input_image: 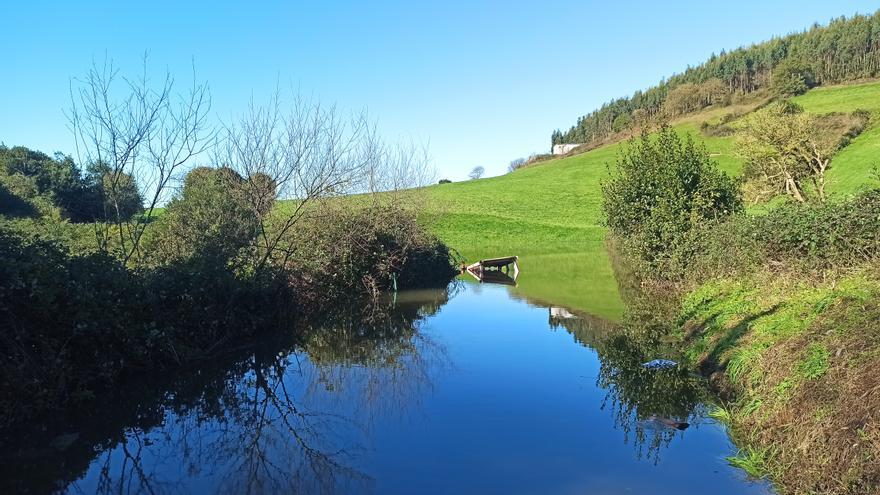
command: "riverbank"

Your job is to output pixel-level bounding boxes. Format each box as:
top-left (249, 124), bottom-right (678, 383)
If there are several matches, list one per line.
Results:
top-left (627, 189), bottom-right (880, 494)
top-left (678, 267), bottom-right (879, 494)
top-left (0, 202), bottom-right (457, 432)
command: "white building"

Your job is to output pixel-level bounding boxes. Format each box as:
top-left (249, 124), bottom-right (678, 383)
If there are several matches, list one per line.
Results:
top-left (552, 143), bottom-right (580, 155)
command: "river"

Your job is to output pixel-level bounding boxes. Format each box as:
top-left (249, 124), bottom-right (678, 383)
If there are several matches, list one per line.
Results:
top-left (5, 280), bottom-right (771, 494)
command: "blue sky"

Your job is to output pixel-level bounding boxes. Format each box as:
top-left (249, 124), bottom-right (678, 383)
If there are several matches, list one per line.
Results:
top-left (2, 1), bottom-right (878, 180)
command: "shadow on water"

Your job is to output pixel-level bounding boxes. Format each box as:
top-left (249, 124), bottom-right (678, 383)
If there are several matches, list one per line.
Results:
top-left (1, 287), bottom-right (453, 495)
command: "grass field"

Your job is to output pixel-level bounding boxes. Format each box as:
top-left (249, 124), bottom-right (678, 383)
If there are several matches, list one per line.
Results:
top-left (423, 142), bottom-right (625, 321)
top-left (418, 80), bottom-right (880, 321)
top-left (792, 81), bottom-right (880, 194)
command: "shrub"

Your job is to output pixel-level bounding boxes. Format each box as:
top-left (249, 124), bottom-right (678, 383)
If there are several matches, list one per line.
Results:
top-left (95, 168), bottom-right (144, 221)
top-left (0, 219), bottom-right (298, 426)
top-left (0, 146), bottom-right (151, 223)
top-left (149, 166), bottom-right (260, 266)
top-left (283, 204), bottom-right (456, 303)
top-left (602, 125), bottom-right (742, 277)
top-left (688, 190), bottom-right (880, 279)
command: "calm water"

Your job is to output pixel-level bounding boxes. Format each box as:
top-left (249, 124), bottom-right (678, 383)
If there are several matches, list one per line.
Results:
top-left (6, 281), bottom-right (771, 494)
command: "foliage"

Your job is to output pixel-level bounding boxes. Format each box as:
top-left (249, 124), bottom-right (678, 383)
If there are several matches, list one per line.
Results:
top-left (0, 220), bottom-right (297, 427)
top-left (0, 195), bottom-right (454, 426)
top-left (148, 166), bottom-right (260, 266)
top-left (284, 203), bottom-right (456, 303)
top-left (438, 179), bottom-right (452, 184)
top-left (0, 146), bottom-right (146, 222)
top-left (552, 10), bottom-right (880, 147)
top-left (683, 189), bottom-right (880, 284)
top-left (662, 79), bottom-right (730, 117)
top-left (602, 126), bottom-right (742, 276)
top-left (0, 145), bottom-right (94, 221)
top-left (507, 157), bottom-right (526, 173)
top-left (737, 101), bottom-right (861, 203)
top-left (748, 191), bottom-right (880, 268)
top-left (88, 161), bottom-right (145, 222)
top-left (770, 58), bottom-right (817, 97)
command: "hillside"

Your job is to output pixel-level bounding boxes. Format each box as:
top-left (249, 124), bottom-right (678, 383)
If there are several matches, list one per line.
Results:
top-left (552, 10), bottom-right (880, 150)
top-left (422, 80), bottom-right (880, 322)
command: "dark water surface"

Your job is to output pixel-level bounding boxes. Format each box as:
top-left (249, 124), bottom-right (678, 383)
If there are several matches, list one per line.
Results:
top-left (8, 282), bottom-right (771, 494)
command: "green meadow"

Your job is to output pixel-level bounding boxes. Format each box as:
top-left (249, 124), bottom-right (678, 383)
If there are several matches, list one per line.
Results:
top-left (418, 80), bottom-right (880, 321)
top-left (792, 81), bottom-right (880, 194)
top-left (422, 142), bottom-right (624, 321)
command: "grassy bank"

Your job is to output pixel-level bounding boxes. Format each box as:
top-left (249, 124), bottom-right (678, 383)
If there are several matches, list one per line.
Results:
top-left (679, 270), bottom-right (880, 493)
top-left (413, 79), bottom-right (880, 493)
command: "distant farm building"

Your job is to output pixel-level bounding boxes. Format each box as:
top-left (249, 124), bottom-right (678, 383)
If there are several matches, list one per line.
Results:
top-left (552, 144), bottom-right (580, 155)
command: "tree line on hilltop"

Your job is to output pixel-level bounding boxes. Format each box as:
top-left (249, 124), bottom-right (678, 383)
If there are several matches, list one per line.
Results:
top-left (552, 10), bottom-right (880, 148)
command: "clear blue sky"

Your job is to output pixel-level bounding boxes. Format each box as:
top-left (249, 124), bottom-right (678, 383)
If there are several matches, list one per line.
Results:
top-left (2, 1), bottom-right (878, 180)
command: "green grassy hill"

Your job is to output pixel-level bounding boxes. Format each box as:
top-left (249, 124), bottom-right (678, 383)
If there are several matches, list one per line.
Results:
top-left (791, 81), bottom-right (880, 195)
top-left (421, 80), bottom-right (880, 321)
top-left (425, 142), bottom-right (623, 320)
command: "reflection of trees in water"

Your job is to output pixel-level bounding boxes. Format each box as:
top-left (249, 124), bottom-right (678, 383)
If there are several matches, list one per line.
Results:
top-left (549, 301), bottom-right (710, 465)
top-left (7, 288), bottom-right (451, 495)
top-left (596, 333), bottom-right (708, 464)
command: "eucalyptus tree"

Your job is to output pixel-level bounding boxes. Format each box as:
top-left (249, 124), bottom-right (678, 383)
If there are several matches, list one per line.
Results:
top-left (552, 10), bottom-right (880, 149)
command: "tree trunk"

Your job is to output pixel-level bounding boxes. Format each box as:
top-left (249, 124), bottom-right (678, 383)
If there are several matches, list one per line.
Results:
top-left (787, 176), bottom-right (806, 203)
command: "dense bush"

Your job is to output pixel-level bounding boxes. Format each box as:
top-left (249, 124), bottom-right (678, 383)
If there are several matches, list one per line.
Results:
top-left (0, 193), bottom-right (455, 426)
top-left (0, 131), bottom-right (457, 427)
top-left (0, 146), bottom-right (144, 222)
top-left (0, 221), bottom-right (297, 426)
top-left (755, 190), bottom-right (880, 266)
top-left (88, 161), bottom-right (144, 222)
top-left (689, 190), bottom-right (880, 278)
top-left (285, 203), bottom-right (456, 303)
top-left (148, 166), bottom-right (261, 266)
top-left (770, 58), bottom-right (817, 97)
top-left (602, 126), bottom-right (742, 277)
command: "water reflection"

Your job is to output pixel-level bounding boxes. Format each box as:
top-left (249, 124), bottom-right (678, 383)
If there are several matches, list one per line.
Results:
top-left (4, 283), bottom-right (769, 494)
top-left (596, 333), bottom-right (707, 464)
top-left (544, 302), bottom-right (707, 464)
top-left (3, 288), bottom-right (452, 495)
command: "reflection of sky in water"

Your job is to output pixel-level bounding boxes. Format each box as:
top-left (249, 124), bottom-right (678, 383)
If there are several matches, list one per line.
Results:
top-left (47, 283), bottom-right (770, 494)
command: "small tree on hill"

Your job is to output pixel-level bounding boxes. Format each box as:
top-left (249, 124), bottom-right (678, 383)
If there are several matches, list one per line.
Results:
top-left (737, 101), bottom-right (834, 203)
top-left (469, 166), bottom-right (485, 180)
top-left (771, 59), bottom-right (816, 97)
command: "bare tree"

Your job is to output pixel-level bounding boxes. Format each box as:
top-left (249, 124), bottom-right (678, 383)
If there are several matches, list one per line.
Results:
top-left (68, 55), bottom-right (214, 264)
top-left (507, 157), bottom-right (525, 173)
top-left (220, 90), bottom-right (431, 273)
top-left (468, 166), bottom-right (485, 180)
